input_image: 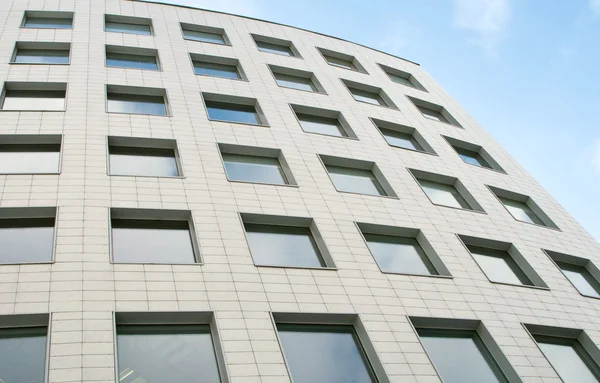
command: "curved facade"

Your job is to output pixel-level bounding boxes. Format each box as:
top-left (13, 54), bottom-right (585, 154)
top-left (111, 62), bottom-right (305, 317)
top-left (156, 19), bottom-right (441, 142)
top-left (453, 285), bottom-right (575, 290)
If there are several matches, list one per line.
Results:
top-left (0, 0), bottom-right (599, 382)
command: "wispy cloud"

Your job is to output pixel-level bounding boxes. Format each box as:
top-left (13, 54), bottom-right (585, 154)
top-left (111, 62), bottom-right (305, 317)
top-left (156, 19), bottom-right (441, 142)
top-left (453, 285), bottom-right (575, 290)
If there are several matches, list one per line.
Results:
top-left (144, 0), bottom-right (262, 18)
top-left (453, 0), bottom-right (511, 55)
top-left (593, 139), bottom-right (600, 172)
top-left (591, 0), bottom-right (600, 15)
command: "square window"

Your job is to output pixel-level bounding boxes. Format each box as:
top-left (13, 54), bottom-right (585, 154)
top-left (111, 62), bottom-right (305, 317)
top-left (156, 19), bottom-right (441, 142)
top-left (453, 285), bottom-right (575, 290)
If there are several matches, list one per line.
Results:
top-left (203, 93), bottom-right (266, 125)
top-left (444, 136), bottom-right (504, 172)
top-left (321, 155), bottom-right (396, 197)
top-left (545, 250), bottom-right (600, 299)
top-left (115, 312), bottom-right (224, 383)
top-left (111, 208), bottom-right (198, 264)
top-left (317, 47), bottom-right (367, 73)
top-left (0, 314), bottom-right (49, 383)
top-left (410, 169), bottom-right (483, 212)
top-left (0, 207), bottom-right (56, 264)
top-left (252, 34), bottom-right (299, 57)
top-left (408, 96), bottom-right (462, 127)
top-left (12, 42), bottom-right (70, 64)
top-left (181, 23), bottom-right (228, 45)
top-left (378, 63), bottom-right (425, 91)
top-left (0, 134), bottom-right (61, 174)
top-left (106, 85), bottom-right (168, 116)
top-left (489, 186), bottom-right (557, 228)
top-left (342, 79), bottom-right (396, 108)
top-left (105, 14), bottom-right (152, 35)
top-left (241, 213), bottom-right (332, 268)
top-left (291, 104), bottom-right (356, 138)
top-left (191, 54), bottom-right (244, 80)
top-left (269, 65), bottom-right (324, 93)
top-left (499, 197), bottom-right (543, 225)
top-left (1, 82), bottom-right (66, 111)
top-left (372, 118), bottom-right (434, 154)
top-left (108, 136), bottom-right (181, 177)
top-left (219, 144), bottom-right (295, 185)
top-left (106, 46), bottom-right (159, 70)
top-left (22, 11), bottom-right (73, 29)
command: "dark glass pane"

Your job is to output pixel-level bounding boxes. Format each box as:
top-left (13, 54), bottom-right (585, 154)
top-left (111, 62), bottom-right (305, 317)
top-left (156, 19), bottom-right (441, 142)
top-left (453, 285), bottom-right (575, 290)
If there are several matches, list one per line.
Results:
top-left (256, 41), bottom-right (293, 56)
top-left (0, 143), bottom-right (60, 173)
top-left (205, 100), bottom-right (260, 125)
top-left (274, 73), bottom-right (316, 92)
top-left (455, 147), bottom-right (491, 168)
top-left (326, 165), bottom-right (386, 196)
top-left (467, 245), bottom-right (532, 285)
top-left (558, 262), bottom-right (600, 298)
top-left (297, 113), bottom-right (346, 137)
top-left (193, 61), bottom-right (240, 79)
top-left (388, 72), bottom-right (414, 87)
top-left (349, 88), bottom-right (384, 106)
top-left (499, 197), bottom-right (544, 225)
top-left (380, 128), bottom-right (422, 151)
top-left (24, 17), bottom-right (72, 28)
top-left (420, 106), bottom-right (449, 123)
top-left (2, 90), bottom-right (65, 111)
top-left (14, 49), bottom-right (69, 64)
top-left (324, 55), bottom-right (356, 70)
top-left (0, 218), bottom-right (55, 263)
top-left (109, 146), bottom-right (178, 177)
top-left (418, 329), bottom-right (508, 383)
top-left (106, 52), bottom-right (158, 70)
top-left (105, 21), bottom-right (151, 35)
top-left (223, 153), bottom-right (287, 184)
top-left (245, 223), bottom-right (324, 267)
top-left (0, 327), bottom-right (47, 383)
top-left (117, 325), bottom-right (221, 383)
top-left (112, 219), bottom-right (195, 264)
top-left (364, 234), bottom-right (436, 275)
top-left (418, 179), bottom-right (470, 209)
top-left (107, 93), bottom-right (166, 116)
top-left (535, 336), bottom-right (600, 383)
top-left (183, 29), bottom-right (225, 44)
top-left (277, 324), bottom-right (376, 383)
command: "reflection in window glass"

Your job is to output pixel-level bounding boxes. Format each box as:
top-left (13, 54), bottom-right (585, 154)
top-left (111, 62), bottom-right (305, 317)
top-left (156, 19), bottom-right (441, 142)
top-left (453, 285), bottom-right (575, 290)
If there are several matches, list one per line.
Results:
top-left (277, 324), bottom-right (376, 383)
top-left (417, 179), bottom-right (470, 209)
top-left (193, 61), bottom-right (240, 79)
top-left (557, 262), bottom-right (600, 298)
top-left (109, 146), bottom-right (178, 177)
top-left (419, 106), bottom-right (448, 123)
top-left (297, 113), bottom-right (346, 137)
top-left (245, 223), bottom-right (324, 268)
top-left (380, 128), bottom-right (422, 151)
top-left (117, 325), bottom-right (221, 383)
top-left (2, 89), bottom-right (65, 111)
top-left (256, 41), bottom-right (293, 56)
top-left (183, 29), bottom-right (225, 44)
top-left (274, 73), bottom-right (316, 92)
top-left (0, 327), bottom-right (47, 383)
top-left (326, 165), bottom-right (385, 196)
top-left (324, 55), bottom-right (356, 70)
top-left (205, 100), bottom-right (260, 125)
top-left (348, 88), bottom-right (384, 106)
top-left (535, 336), bottom-right (600, 383)
top-left (0, 144), bottom-right (60, 174)
top-left (467, 245), bottom-right (532, 286)
top-left (105, 21), bottom-right (151, 35)
top-left (0, 218), bottom-right (55, 264)
top-left (455, 147), bottom-right (491, 168)
top-left (107, 93), bottom-right (166, 116)
top-left (112, 219), bottom-right (196, 264)
top-left (418, 329), bottom-right (508, 383)
top-left (498, 197), bottom-right (544, 225)
top-left (387, 72), bottom-right (414, 87)
top-left (364, 234), bottom-right (436, 275)
top-left (14, 48), bottom-right (69, 64)
top-left (223, 153), bottom-right (287, 185)
top-left (106, 52), bottom-right (158, 70)
top-left (23, 17), bottom-right (72, 29)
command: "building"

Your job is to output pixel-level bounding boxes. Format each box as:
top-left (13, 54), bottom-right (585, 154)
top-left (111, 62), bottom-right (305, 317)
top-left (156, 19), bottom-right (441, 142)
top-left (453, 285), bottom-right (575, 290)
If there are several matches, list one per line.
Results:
top-left (0, 0), bottom-right (599, 382)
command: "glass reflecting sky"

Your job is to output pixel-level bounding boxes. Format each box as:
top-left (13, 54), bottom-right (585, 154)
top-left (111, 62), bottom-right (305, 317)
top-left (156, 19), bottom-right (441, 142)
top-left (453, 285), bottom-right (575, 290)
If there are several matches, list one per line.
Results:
top-left (0, 144), bottom-right (60, 173)
top-left (298, 113), bottom-right (346, 137)
top-left (418, 178), bottom-right (470, 209)
top-left (14, 49), bottom-right (69, 64)
top-left (0, 327), bottom-right (47, 383)
top-left (194, 61), bottom-right (240, 79)
top-left (0, 218), bottom-right (54, 263)
top-left (107, 93), bottom-right (166, 115)
top-left (206, 101), bottom-right (260, 124)
top-left (223, 153), bottom-right (287, 184)
top-left (106, 52), bottom-right (158, 70)
top-left (365, 233), bottom-right (436, 275)
top-left (183, 29), bottom-right (225, 44)
top-left (106, 21), bottom-right (151, 35)
top-left (537, 339), bottom-right (600, 383)
top-left (109, 146), bottom-right (178, 177)
top-left (327, 165), bottom-right (385, 196)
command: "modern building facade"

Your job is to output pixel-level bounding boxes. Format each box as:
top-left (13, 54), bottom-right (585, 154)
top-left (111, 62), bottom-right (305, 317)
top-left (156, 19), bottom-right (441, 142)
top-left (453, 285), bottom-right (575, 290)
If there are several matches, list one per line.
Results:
top-left (0, 0), bottom-right (599, 382)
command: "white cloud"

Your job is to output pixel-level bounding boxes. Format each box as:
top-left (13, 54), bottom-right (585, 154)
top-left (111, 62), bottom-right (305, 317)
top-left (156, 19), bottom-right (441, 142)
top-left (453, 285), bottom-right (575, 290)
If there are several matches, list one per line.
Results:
top-left (453, 0), bottom-right (511, 55)
top-left (143, 0), bottom-right (262, 18)
top-left (593, 139), bottom-right (600, 172)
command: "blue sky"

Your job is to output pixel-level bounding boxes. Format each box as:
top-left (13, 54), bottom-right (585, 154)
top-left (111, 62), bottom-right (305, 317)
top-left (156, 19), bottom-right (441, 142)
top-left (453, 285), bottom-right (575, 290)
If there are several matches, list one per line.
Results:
top-left (147, 0), bottom-right (600, 241)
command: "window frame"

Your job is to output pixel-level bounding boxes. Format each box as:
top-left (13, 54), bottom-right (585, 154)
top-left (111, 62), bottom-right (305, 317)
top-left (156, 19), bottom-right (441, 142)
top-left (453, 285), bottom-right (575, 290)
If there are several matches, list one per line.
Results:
top-left (317, 47), bottom-right (368, 73)
top-left (106, 136), bottom-right (183, 178)
top-left (189, 53), bottom-right (246, 81)
top-left (105, 45), bottom-right (161, 71)
top-left (105, 84), bottom-right (170, 116)
top-left (113, 311), bottom-right (229, 383)
top-left (319, 154), bottom-right (398, 198)
top-left (341, 79), bottom-right (398, 109)
top-left (202, 92), bottom-right (268, 126)
top-left (10, 41), bottom-right (71, 65)
top-left (290, 103), bottom-right (357, 139)
top-left (407, 96), bottom-right (462, 128)
top-left (104, 14), bottom-right (153, 35)
top-left (21, 11), bottom-right (74, 29)
top-left (0, 134), bottom-right (63, 175)
top-left (356, 222), bottom-right (452, 278)
top-left (0, 82), bottom-right (67, 112)
top-left (443, 135), bottom-right (505, 173)
top-left (109, 208), bottom-right (201, 265)
top-left (544, 249), bottom-right (600, 299)
top-left (487, 186), bottom-right (559, 230)
top-left (371, 118), bottom-right (436, 155)
top-left (239, 212), bottom-right (336, 270)
top-left (217, 143), bottom-right (297, 187)
top-left (268, 64), bottom-right (326, 94)
top-left (181, 22), bottom-right (230, 46)
top-left (251, 33), bottom-right (301, 58)
top-left (377, 63), bottom-right (426, 91)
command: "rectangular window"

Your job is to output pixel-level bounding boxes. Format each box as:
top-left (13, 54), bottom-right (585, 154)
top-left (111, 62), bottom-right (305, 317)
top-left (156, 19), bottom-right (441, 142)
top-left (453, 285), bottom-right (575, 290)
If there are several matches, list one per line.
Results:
top-left (456, 146), bottom-right (491, 167)
top-left (0, 134), bottom-right (61, 174)
top-left (203, 93), bottom-right (266, 125)
top-left (181, 23), bottom-right (228, 45)
top-left (350, 88), bottom-right (384, 105)
top-left (372, 118), bottom-right (434, 154)
top-left (342, 79), bottom-right (396, 108)
top-left (111, 208), bottom-right (198, 264)
top-left (106, 46), bottom-right (159, 70)
top-left (499, 196), bottom-right (543, 225)
top-left (22, 11), bottom-right (73, 29)
top-left (274, 72), bottom-right (315, 92)
top-left (468, 244), bottom-right (532, 286)
top-left (0, 207), bottom-right (56, 264)
top-left (108, 136), bottom-right (180, 177)
top-left (219, 144), bottom-right (294, 186)
top-left (252, 34), bottom-right (298, 57)
top-left (0, 314), bottom-right (49, 383)
top-left (1, 82), bottom-right (66, 111)
top-left (489, 186), bottom-right (557, 228)
top-left (410, 169), bottom-right (483, 212)
top-left (325, 55), bottom-right (355, 70)
top-left (545, 250), bottom-right (600, 299)
top-left (444, 136), bottom-right (504, 172)
top-left (106, 85), bottom-right (168, 116)
top-left (409, 96), bottom-right (462, 127)
top-left (191, 53), bottom-right (244, 80)
top-left (317, 47), bottom-right (367, 73)
top-left (291, 105), bottom-right (355, 138)
top-left (12, 42), bottom-right (70, 64)
top-left (105, 15), bottom-right (152, 35)
top-left (322, 155), bottom-right (395, 197)
top-left (378, 63), bottom-right (425, 90)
